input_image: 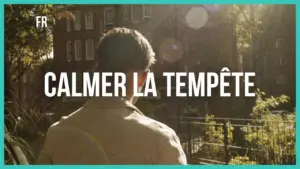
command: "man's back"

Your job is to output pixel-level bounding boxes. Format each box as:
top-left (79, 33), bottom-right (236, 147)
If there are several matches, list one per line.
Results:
top-left (37, 97), bottom-right (187, 164)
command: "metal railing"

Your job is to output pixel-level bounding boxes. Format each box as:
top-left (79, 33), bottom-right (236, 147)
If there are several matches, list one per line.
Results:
top-left (173, 116), bottom-right (296, 165)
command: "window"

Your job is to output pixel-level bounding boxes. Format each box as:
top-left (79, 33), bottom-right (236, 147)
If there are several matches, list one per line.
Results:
top-left (85, 39), bottom-right (94, 60)
top-left (276, 55), bottom-right (287, 65)
top-left (276, 74), bottom-right (287, 84)
top-left (74, 10), bottom-right (81, 31)
top-left (74, 40), bottom-right (82, 61)
top-left (67, 41), bottom-right (72, 62)
top-left (104, 7), bottom-right (114, 25)
top-left (85, 11), bottom-right (94, 30)
top-left (123, 5), bottom-right (128, 21)
top-left (143, 5), bottom-right (152, 18)
top-left (131, 5), bottom-right (139, 23)
top-left (66, 18), bottom-right (71, 32)
top-left (275, 38), bottom-right (284, 48)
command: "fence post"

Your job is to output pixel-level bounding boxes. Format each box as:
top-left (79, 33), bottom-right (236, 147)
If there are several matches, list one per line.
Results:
top-left (223, 119), bottom-right (229, 165)
top-left (187, 117), bottom-right (192, 159)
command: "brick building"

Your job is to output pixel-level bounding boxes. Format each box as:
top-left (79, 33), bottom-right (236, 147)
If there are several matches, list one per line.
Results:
top-left (254, 5), bottom-right (296, 110)
top-left (52, 5), bottom-right (238, 130)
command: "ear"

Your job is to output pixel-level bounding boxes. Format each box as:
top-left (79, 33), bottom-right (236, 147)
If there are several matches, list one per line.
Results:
top-left (138, 70), bottom-right (148, 87)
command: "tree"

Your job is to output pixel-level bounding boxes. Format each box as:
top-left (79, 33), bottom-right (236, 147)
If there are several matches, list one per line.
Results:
top-left (4, 5), bottom-right (75, 164)
top-left (4, 4), bottom-right (73, 129)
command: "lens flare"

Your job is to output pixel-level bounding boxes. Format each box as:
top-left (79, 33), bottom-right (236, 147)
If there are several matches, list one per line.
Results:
top-left (185, 6), bottom-right (208, 30)
top-left (159, 37), bottom-right (183, 63)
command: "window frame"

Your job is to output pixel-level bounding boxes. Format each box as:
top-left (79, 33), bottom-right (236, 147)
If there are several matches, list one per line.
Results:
top-left (85, 11), bottom-right (94, 30)
top-left (275, 38), bottom-right (284, 49)
top-left (67, 41), bottom-right (72, 62)
top-left (276, 55), bottom-right (287, 65)
top-left (74, 40), bottom-right (82, 61)
top-left (143, 5), bottom-right (152, 18)
top-left (104, 7), bottom-right (114, 26)
top-left (131, 5), bottom-right (139, 23)
top-left (85, 39), bottom-right (94, 60)
top-left (73, 10), bottom-right (82, 31)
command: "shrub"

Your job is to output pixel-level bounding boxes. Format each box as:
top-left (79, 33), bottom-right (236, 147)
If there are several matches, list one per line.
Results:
top-left (193, 115), bottom-right (234, 163)
top-left (241, 89), bottom-right (296, 164)
top-left (230, 156), bottom-right (256, 165)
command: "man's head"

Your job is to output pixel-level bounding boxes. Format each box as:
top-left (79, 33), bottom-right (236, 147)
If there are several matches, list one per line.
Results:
top-left (95, 27), bottom-right (156, 103)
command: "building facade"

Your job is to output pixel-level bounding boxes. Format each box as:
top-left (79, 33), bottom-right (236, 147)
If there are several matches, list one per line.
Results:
top-left (255, 5), bottom-right (296, 110)
top-left (52, 5), bottom-right (238, 130)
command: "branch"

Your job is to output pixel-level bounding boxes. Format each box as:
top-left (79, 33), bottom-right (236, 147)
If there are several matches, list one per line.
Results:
top-left (238, 6), bottom-right (250, 23)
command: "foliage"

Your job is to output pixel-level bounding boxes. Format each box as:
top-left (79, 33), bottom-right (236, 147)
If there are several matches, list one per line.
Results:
top-left (5, 5), bottom-right (60, 80)
top-left (229, 156), bottom-right (256, 165)
top-left (4, 6), bottom-right (65, 161)
top-left (251, 89), bottom-right (289, 119)
top-left (4, 5), bottom-right (73, 114)
top-left (227, 4), bottom-right (281, 68)
top-left (230, 5), bottom-right (265, 55)
top-left (5, 131), bottom-right (32, 164)
top-left (189, 90), bottom-right (295, 165)
top-left (4, 60), bottom-right (57, 164)
top-left (241, 90), bottom-right (295, 164)
top-left (5, 99), bottom-right (54, 164)
top-left (194, 115), bottom-right (234, 162)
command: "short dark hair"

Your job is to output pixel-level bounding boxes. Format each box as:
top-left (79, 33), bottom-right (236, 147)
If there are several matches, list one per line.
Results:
top-left (95, 27), bottom-right (156, 72)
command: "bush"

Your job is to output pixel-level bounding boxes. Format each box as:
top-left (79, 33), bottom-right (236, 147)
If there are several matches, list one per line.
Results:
top-left (5, 131), bottom-right (31, 164)
top-left (230, 156), bottom-right (256, 165)
top-left (193, 115), bottom-right (233, 163)
top-left (241, 90), bottom-right (296, 164)
top-left (5, 101), bottom-right (53, 164)
top-left (189, 89), bottom-right (295, 165)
